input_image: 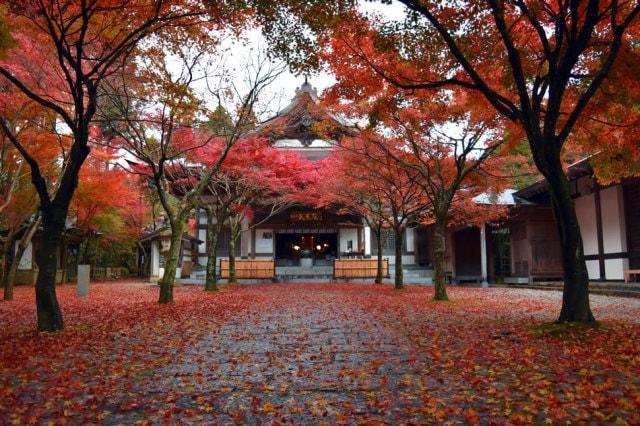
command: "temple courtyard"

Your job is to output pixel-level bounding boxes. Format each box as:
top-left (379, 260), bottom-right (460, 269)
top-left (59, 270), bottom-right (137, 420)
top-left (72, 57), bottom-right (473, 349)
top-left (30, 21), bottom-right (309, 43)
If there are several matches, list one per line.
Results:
top-left (1, 282), bottom-right (639, 424)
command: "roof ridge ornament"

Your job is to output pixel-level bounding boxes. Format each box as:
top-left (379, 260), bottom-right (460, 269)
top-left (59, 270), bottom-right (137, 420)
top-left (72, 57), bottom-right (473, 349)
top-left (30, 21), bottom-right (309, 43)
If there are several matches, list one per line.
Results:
top-left (296, 77), bottom-right (318, 98)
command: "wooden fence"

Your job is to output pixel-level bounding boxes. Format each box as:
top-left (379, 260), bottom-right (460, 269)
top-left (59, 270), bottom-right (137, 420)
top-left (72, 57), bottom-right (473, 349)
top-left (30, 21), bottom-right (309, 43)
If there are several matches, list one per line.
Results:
top-left (219, 259), bottom-right (275, 279)
top-left (334, 258), bottom-right (389, 279)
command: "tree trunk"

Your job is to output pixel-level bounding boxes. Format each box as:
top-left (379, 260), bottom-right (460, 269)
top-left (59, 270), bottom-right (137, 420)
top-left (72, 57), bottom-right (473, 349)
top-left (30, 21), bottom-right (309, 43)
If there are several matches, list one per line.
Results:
top-left (1, 228), bottom-right (16, 296)
top-left (35, 208), bottom-right (66, 332)
top-left (394, 226), bottom-right (404, 289)
top-left (543, 160), bottom-right (594, 323)
top-left (4, 216), bottom-right (41, 301)
top-left (432, 220), bottom-right (449, 301)
top-left (205, 213), bottom-right (220, 292)
top-left (375, 226), bottom-right (384, 284)
top-left (158, 220), bottom-right (185, 304)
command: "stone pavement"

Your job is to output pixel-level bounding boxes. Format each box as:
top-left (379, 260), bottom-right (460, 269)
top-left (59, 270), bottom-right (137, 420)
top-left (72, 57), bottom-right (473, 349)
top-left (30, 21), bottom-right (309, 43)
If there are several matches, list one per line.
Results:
top-left (129, 285), bottom-right (443, 424)
top-left (5, 283), bottom-right (638, 424)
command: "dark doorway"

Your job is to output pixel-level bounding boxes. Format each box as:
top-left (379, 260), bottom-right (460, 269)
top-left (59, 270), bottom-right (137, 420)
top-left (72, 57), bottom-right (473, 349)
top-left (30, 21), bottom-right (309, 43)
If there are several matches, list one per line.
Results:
top-left (453, 228), bottom-right (481, 276)
top-left (275, 233), bottom-right (337, 266)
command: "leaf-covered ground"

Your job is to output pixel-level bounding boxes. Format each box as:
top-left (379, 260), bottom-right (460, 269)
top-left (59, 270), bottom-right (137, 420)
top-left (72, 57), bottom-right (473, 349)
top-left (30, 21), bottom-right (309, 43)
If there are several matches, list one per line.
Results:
top-left (1, 282), bottom-right (639, 425)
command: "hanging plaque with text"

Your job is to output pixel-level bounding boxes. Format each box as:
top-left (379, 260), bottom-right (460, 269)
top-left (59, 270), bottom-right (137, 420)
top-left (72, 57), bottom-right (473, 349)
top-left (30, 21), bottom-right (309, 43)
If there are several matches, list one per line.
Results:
top-left (289, 210), bottom-right (323, 222)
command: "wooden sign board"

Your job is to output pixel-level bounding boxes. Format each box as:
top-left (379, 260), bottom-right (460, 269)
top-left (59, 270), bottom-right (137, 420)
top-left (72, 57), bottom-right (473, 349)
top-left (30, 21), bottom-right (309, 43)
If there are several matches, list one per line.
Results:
top-left (289, 210), bottom-right (323, 222)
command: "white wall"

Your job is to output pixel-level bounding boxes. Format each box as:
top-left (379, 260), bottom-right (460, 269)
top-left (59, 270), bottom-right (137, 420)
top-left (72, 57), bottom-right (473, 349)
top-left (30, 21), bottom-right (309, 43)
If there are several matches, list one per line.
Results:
top-left (406, 228), bottom-right (415, 253)
top-left (339, 228), bottom-right (358, 253)
top-left (387, 255), bottom-right (416, 266)
top-left (16, 242), bottom-right (33, 270)
top-left (605, 258), bottom-right (628, 281)
top-left (255, 229), bottom-right (274, 254)
top-left (575, 194), bottom-right (598, 257)
top-left (586, 260), bottom-right (599, 280)
top-left (576, 185), bottom-right (629, 280)
top-left (198, 229), bottom-right (207, 254)
top-left (151, 241), bottom-right (160, 278)
top-left (601, 186), bottom-right (628, 280)
top-left (364, 226), bottom-right (371, 256)
top-left (601, 186), bottom-right (627, 253)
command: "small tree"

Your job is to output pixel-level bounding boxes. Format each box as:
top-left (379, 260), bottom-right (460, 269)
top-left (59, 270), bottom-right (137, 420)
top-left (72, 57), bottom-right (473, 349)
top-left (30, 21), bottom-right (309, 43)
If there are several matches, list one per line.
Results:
top-left (326, 83), bottom-right (511, 299)
top-left (196, 137), bottom-right (317, 288)
top-left (324, 141), bottom-right (427, 289)
top-left (316, 157), bottom-right (390, 284)
top-left (104, 50), bottom-right (283, 302)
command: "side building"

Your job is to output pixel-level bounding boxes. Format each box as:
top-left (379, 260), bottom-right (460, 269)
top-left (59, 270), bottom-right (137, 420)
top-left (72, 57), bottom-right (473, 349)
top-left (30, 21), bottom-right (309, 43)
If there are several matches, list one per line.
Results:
top-left (514, 159), bottom-right (639, 282)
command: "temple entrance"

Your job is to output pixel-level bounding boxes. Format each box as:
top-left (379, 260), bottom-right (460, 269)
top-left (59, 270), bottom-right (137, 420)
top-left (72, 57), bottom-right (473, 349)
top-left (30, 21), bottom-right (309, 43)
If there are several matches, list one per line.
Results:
top-left (274, 232), bottom-right (337, 266)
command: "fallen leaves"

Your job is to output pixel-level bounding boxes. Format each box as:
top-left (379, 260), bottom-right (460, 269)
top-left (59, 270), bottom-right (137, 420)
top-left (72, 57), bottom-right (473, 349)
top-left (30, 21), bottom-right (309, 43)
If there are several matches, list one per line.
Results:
top-left (0, 282), bottom-right (639, 424)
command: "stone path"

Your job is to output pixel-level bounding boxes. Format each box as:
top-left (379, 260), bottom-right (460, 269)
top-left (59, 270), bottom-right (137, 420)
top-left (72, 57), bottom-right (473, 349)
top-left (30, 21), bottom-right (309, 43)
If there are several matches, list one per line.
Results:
top-left (133, 286), bottom-right (439, 424)
top-left (4, 283), bottom-right (639, 424)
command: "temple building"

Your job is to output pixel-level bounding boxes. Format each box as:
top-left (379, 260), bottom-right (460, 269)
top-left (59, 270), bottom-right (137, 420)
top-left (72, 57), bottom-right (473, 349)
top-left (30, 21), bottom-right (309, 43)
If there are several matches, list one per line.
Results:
top-left (192, 80), bottom-right (425, 280)
top-left (140, 80), bottom-right (640, 286)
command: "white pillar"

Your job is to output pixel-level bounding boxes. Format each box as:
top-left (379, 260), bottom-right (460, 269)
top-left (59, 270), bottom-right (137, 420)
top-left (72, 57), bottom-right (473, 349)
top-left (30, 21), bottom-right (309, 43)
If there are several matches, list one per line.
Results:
top-left (151, 241), bottom-right (160, 279)
top-left (364, 226), bottom-right (371, 256)
top-left (406, 228), bottom-right (415, 252)
top-left (480, 222), bottom-right (488, 287)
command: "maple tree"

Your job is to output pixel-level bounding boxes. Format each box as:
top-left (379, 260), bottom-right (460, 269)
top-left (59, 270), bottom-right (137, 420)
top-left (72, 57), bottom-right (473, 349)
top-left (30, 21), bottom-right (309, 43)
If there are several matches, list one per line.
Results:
top-left (324, 80), bottom-right (512, 300)
top-left (69, 147), bottom-right (148, 268)
top-left (1, 187), bottom-right (40, 301)
top-left (321, 141), bottom-right (427, 289)
top-left (0, 0), bottom-right (240, 331)
top-left (255, 0), bottom-right (640, 323)
top-left (196, 136), bottom-right (318, 289)
top-left (0, 94), bottom-right (66, 300)
top-left (315, 157), bottom-right (391, 284)
top-left (104, 49), bottom-right (283, 302)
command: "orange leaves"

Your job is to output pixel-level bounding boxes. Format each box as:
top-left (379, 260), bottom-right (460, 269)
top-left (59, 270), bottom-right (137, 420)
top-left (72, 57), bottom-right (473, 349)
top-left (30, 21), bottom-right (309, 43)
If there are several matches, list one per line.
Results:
top-left (1, 282), bottom-right (640, 423)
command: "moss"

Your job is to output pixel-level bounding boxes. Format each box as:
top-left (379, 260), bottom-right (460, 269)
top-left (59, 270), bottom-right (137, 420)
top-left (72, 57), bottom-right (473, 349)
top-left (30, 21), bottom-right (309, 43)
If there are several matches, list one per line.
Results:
top-left (530, 321), bottom-right (603, 341)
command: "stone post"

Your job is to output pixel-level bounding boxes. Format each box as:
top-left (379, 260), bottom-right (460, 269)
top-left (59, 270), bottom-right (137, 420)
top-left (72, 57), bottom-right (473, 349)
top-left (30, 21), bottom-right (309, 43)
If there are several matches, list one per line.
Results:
top-left (77, 264), bottom-right (90, 296)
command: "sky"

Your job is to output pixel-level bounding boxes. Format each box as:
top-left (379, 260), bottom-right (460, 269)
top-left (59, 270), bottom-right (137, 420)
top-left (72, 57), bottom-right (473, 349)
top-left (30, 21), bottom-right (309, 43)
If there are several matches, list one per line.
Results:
top-left (195, 1), bottom-right (410, 121)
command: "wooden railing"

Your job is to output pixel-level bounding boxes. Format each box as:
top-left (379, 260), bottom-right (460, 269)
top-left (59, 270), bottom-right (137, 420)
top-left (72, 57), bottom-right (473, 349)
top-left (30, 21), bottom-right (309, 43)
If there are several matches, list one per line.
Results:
top-left (334, 258), bottom-right (389, 279)
top-left (219, 259), bottom-right (275, 279)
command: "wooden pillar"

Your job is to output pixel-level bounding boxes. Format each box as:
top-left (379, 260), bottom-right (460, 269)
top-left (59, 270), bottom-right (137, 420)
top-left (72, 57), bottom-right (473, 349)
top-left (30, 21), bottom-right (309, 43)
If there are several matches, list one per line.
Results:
top-left (594, 184), bottom-right (605, 280)
top-left (251, 227), bottom-right (256, 259)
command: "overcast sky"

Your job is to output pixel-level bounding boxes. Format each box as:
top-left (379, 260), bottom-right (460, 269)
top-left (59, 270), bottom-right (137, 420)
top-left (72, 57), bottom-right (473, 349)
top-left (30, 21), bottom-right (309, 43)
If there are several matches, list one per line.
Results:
top-left (197, 1), bottom-right (409, 121)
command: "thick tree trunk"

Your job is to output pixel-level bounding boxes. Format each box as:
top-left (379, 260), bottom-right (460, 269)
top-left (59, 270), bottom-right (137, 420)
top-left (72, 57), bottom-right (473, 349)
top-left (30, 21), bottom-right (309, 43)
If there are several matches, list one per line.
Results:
top-left (4, 217), bottom-right (41, 301)
top-left (546, 167), bottom-right (594, 323)
top-left (158, 220), bottom-right (185, 304)
top-left (394, 227), bottom-right (404, 289)
top-left (205, 214), bottom-right (220, 292)
top-left (228, 235), bottom-right (237, 285)
top-left (531, 140), bottom-right (594, 323)
top-left (35, 208), bottom-right (66, 332)
top-left (432, 220), bottom-right (449, 301)
top-left (375, 227), bottom-right (384, 284)
top-left (1, 228), bottom-right (16, 297)
top-left (4, 249), bottom-right (21, 302)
